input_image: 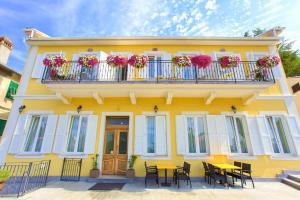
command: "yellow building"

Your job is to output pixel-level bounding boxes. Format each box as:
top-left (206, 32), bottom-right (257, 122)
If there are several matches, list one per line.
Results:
top-left (0, 37), bottom-right (21, 140)
top-left (0, 28), bottom-right (299, 180)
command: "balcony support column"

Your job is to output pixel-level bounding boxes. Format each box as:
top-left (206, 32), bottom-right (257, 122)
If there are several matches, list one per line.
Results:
top-left (56, 93), bottom-right (70, 104)
top-left (243, 92), bottom-right (259, 105)
top-left (129, 92), bottom-right (136, 105)
top-left (166, 92), bottom-right (173, 105)
top-left (205, 92), bottom-right (216, 105)
top-left (92, 92), bottom-right (103, 104)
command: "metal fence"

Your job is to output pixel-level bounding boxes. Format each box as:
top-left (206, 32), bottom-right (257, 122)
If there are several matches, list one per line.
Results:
top-left (0, 160), bottom-right (51, 197)
top-left (41, 61), bottom-right (275, 84)
top-left (60, 158), bottom-right (82, 182)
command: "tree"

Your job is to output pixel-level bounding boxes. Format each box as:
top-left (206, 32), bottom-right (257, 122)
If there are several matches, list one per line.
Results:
top-left (243, 28), bottom-right (300, 77)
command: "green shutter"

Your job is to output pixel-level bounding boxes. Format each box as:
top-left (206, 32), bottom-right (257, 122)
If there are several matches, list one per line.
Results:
top-left (0, 119), bottom-right (7, 136)
top-left (5, 80), bottom-right (19, 100)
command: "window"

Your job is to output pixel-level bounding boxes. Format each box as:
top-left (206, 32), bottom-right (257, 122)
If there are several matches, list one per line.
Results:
top-left (148, 56), bottom-right (162, 79)
top-left (5, 80), bottom-right (19, 100)
top-left (266, 116), bottom-right (291, 154)
top-left (185, 116), bottom-right (208, 154)
top-left (146, 116), bottom-right (156, 153)
top-left (66, 115), bottom-right (88, 153)
top-left (23, 115), bottom-right (48, 153)
top-left (225, 116), bottom-right (248, 154)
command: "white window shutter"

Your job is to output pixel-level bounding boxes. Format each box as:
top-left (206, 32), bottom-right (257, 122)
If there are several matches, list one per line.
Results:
top-left (31, 54), bottom-right (45, 78)
top-left (206, 115), bottom-right (219, 154)
top-left (127, 53), bottom-right (134, 80)
top-left (256, 116), bottom-right (273, 155)
top-left (134, 115), bottom-right (146, 155)
top-left (216, 115), bottom-right (229, 155)
top-left (175, 115), bottom-right (187, 155)
top-left (286, 115), bottom-right (300, 156)
top-left (246, 116), bottom-right (264, 155)
top-left (155, 116), bottom-right (167, 155)
top-left (163, 53), bottom-right (172, 79)
top-left (53, 115), bottom-right (69, 154)
top-left (9, 114), bottom-right (29, 154)
top-left (41, 115), bottom-right (58, 153)
top-left (84, 115), bottom-right (98, 154)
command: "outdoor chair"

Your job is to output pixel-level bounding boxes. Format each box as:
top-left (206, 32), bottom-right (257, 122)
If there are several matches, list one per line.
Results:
top-left (202, 162), bottom-right (210, 183)
top-left (174, 162), bottom-right (192, 188)
top-left (227, 163), bottom-right (255, 188)
top-left (207, 163), bottom-right (226, 187)
top-left (144, 162), bottom-right (159, 187)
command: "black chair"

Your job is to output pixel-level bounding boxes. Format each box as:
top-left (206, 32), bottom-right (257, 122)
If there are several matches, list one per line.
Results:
top-left (227, 163), bottom-right (255, 188)
top-left (207, 163), bottom-right (226, 187)
top-left (202, 162), bottom-right (210, 183)
top-left (175, 162), bottom-right (192, 188)
top-left (144, 162), bottom-right (159, 187)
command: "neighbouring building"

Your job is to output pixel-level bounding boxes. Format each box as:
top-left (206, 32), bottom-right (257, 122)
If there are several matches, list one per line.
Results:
top-left (287, 76), bottom-right (300, 115)
top-left (0, 36), bottom-right (21, 140)
top-left (0, 28), bottom-right (299, 180)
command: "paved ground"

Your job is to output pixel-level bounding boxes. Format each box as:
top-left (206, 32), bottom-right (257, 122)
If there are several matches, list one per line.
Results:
top-left (2, 180), bottom-right (300, 200)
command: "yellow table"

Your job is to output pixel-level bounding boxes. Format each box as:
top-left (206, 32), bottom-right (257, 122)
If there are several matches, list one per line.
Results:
top-left (211, 163), bottom-right (241, 187)
top-left (156, 164), bottom-right (177, 186)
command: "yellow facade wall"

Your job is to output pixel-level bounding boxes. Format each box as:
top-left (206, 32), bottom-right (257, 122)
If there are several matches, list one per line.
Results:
top-left (6, 97), bottom-right (299, 178)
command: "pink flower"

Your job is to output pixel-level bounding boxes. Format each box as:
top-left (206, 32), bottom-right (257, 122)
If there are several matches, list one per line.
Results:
top-left (256, 55), bottom-right (280, 68)
top-left (128, 55), bottom-right (148, 68)
top-left (218, 55), bottom-right (240, 68)
top-left (190, 55), bottom-right (212, 68)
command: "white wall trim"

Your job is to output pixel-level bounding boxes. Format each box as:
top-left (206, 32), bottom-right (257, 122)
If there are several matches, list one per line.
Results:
top-left (176, 51), bottom-right (203, 55)
top-left (181, 111), bottom-right (209, 115)
top-left (259, 111), bottom-right (288, 116)
top-left (66, 111), bottom-right (93, 115)
top-left (0, 46), bottom-right (39, 164)
top-left (143, 51), bottom-right (167, 56)
top-left (221, 111), bottom-right (249, 115)
top-left (97, 112), bottom-right (133, 172)
top-left (26, 110), bottom-right (54, 115)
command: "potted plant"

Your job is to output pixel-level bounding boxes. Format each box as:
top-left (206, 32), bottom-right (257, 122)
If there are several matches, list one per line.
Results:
top-left (78, 55), bottom-right (99, 68)
top-left (106, 55), bottom-right (128, 67)
top-left (89, 154), bottom-right (99, 178)
top-left (128, 55), bottom-right (148, 68)
top-left (43, 54), bottom-right (68, 80)
top-left (190, 54), bottom-right (213, 68)
top-left (256, 55), bottom-right (280, 68)
top-left (126, 155), bottom-right (137, 178)
top-left (0, 170), bottom-right (10, 191)
top-left (172, 56), bottom-right (191, 67)
top-left (218, 55), bottom-right (240, 69)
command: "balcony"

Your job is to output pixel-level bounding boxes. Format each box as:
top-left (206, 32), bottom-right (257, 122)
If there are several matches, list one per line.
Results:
top-left (40, 61), bottom-right (275, 103)
top-left (41, 60), bottom-right (275, 84)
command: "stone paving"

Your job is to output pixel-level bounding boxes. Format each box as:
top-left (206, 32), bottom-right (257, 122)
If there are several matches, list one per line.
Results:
top-left (2, 180), bottom-right (300, 200)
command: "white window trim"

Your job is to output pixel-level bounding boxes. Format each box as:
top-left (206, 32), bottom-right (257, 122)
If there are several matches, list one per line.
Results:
top-left (97, 112), bottom-right (133, 171)
top-left (246, 52), bottom-right (268, 61)
top-left (143, 51), bottom-right (167, 56)
top-left (65, 114), bottom-right (89, 154)
top-left (176, 51), bottom-right (203, 56)
top-left (259, 111), bottom-right (288, 117)
top-left (58, 153), bottom-right (88, 159)
top-left (181, 111), bottom-right (209, 115)
top-left (183, 114), bottom-right (210, 157)
top-left (66, 111), bottom-right (93, 115)
top-left (264, 115), bottom-right (294, 157)
top-left (110, 52), bottom-right (132, 56)
top-left (141, 111), bottom-right (171, 160)
top-left (26, 110), bottom-right (54, 115)
top-left (222, 113), bottom-right (253, 157)
top-left (20, 114), bottom-right (49, 155)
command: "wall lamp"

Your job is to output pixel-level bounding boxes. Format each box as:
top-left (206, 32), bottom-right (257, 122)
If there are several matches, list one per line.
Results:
top-left (77, 105), bottom-right (82, 113)
top-left (154, 105), bottom-right (158, 113)
top-left (231, 105), bottom-right (237, 114)
top-left (19, 105), bottom-right (26, 113)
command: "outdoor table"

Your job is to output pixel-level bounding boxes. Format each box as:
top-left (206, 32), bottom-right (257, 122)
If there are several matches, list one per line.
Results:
top-left (211, 163), bottom-right (241, 187)
top-left (156, 164), bottom-right (177, 186)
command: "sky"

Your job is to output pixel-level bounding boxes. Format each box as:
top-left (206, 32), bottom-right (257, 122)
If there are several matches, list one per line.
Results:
top-left (0, 0), bottom-right (299, 73)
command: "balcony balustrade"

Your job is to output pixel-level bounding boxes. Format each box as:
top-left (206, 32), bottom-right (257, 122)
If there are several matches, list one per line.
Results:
top-left (41, 60), bottom-right (275, 84)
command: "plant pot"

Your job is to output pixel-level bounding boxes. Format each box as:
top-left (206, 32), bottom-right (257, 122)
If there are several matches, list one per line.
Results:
top-left (89, 169), bottom-right (100, 178)
top-left (126, 169), bottom-right (135, 178)
top-left (0, 181), bottom-right (5, 191)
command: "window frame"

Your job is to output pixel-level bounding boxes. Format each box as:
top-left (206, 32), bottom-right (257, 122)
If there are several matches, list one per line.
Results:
top-left (65, 114), bottom-right (89, 153)
top-left (184, 114), bottom-right (209, 156)
top-left (22, 114), bottom-right (48, 154)
top-left (225, 115), bottom-right (250, 155)
top-left (265, 115), bottom-right (293, 155)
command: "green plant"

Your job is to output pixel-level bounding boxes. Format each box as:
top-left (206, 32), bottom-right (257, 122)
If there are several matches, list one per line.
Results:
top-left (0, 170), bottom-right (10, 182)
top-left (92, 154), bottom-right (99, 170)
top-left (128, 155), bottom-right (137, 169)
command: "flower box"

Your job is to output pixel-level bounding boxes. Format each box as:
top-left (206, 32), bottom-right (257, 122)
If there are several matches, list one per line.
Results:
top-left (172, 56), bottom-right (191, 67)
top-left (128, 55), bottom-right (148, 68)
top-left (190, 54), bottom-right (212, 68)
top-left (78, 55), bottom-right (99, 68)
top-left (106, 55), bottom-right (128, 67)
top-left (43, 55), bottom-right (67, 68)
top-left (256, 55), bottom-right (280, 68)
top-left (218, 55), bottom-right (240, 68)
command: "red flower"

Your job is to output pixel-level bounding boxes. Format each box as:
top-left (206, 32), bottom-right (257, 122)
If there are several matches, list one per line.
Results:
top-left (190, 54), bottom-right (212, 68)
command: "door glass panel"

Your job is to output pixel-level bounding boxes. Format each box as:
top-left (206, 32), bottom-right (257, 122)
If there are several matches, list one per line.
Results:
top-left (24, 116), bottom-right (40, 152)
top-left (187, 117), bottom-right (196, 153)
top-left (67, 116), bottom-right (80, 152)
top-left (266, 117), bottom-right (281, 153)
top-left (274, 117), bottom-right (290, 153)
top-left (197, 117), bottom-right (207, 153)
top-left (146, 116), bottom-right (155, 153)
top-left (34, 116), bottom-right (48, 152)
top-left (118, 131), bottom-right (128, 154)
top-left (77, 117), bottom-right (88, 152)
top-left (226, 116), bottom-right (238, 153)
top-left (107, 117), bottom-right (129, 125)
top-left (105, 132), bottom-right (115, 154)
top-left (235, 117), bottom-right (248, 153)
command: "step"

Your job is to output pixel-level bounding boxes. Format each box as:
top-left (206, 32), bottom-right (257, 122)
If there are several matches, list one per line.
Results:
top-left (288, 175), bottom-right (300, 183)
top-left (282, 178), bottom-right (300, 190)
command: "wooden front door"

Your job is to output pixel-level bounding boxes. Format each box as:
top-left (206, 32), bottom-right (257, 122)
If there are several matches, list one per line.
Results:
top-left (102, 124), bottom-right (128, 175)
